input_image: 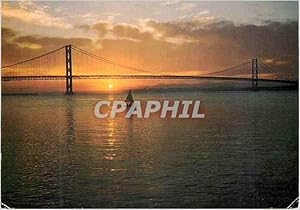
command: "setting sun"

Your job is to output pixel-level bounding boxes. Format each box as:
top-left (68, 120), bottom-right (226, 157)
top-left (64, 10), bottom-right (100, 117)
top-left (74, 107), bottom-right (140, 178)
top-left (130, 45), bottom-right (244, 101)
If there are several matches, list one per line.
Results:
top-left (108, 84), bottom-right (113, 89)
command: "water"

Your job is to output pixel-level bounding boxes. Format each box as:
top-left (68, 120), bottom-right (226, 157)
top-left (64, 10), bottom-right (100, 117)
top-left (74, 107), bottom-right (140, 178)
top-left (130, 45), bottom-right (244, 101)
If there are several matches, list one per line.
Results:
top-left (2, 91), bottom-right (298, 208)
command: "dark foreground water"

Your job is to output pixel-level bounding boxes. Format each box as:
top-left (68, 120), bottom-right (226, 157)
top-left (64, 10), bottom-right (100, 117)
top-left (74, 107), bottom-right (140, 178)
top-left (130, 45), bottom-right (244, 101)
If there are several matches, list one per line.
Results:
top-left (2, 91), bottom-right (298, 208)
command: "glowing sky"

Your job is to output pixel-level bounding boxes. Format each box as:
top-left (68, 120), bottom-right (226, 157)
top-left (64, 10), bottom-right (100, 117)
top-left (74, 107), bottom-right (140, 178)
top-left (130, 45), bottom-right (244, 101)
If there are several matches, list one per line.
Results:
top-left (1, 1), bottom-right (298, 92)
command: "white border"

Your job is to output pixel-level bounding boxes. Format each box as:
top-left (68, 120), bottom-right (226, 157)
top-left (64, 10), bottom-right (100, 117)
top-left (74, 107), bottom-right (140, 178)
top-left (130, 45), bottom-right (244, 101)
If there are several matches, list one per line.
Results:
top-left (0, 0), bottom-right (299, 209)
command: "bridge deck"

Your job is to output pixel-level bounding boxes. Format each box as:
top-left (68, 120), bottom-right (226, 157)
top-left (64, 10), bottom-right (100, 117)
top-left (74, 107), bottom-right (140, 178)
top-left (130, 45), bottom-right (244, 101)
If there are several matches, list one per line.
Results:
top-left (1, 75), bottom-right (298, 85)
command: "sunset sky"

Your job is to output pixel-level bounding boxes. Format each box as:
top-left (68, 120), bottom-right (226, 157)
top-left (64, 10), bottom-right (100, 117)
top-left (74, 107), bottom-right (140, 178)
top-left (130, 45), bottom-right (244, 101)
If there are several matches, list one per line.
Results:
top-left (1, 1), bottom-right (299, 92)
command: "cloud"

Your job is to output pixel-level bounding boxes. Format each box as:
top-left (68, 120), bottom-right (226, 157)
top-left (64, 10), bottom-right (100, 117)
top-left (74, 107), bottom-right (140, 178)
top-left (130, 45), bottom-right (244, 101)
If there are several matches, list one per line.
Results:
top-left (76, 12), bottom-right (120, 23)
top-left (15, 41), bottom-right (43, 50)
top-left (77, 24), bottom-right (91, 32)
top-left (161, 1), bottom-right (197, 11)
top-left (78, 21), bottom-right (154, 43)
top-left (1, 27), bottom-right (94, 65)
top-left (139, 19), bottom-right (198, 44)
top-left (92, 21), bottom-right (112, 37)
top-left (176, 2), bottom-right (196, 11)
top-left (2, 27), bottom-right (17, 41)
top-left (111, 23), bottom-right (153, 41)
top-left (105, 13), bottom-right (121, 22)
top-left (177, 10), bottom-right (213, 22)
top-left (79, 12), bottom-right (96, 18)
top-left (2, 1), bottom-right (72, 29)
top-left (54, 6), bottom-right (66, 13)
top-left (2, 19), bottom-right (298, 78)
top-left (161, 1), bottom-right (181, 6)
top-left (197, 10), bottom-right (210, 16)
top-left (191, 16), bottom-right (218, 25)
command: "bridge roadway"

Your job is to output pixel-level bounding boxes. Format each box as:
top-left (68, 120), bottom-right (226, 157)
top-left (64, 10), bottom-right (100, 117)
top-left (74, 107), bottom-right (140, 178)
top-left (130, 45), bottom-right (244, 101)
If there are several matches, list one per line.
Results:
top-left (1, 75), bottom-right (298, 85)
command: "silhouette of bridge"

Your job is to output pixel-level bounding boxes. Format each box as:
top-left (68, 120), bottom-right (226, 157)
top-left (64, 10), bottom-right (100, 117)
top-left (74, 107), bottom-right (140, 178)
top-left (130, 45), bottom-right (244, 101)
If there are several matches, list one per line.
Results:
top-left (2, 45), bottom-right (298, 94)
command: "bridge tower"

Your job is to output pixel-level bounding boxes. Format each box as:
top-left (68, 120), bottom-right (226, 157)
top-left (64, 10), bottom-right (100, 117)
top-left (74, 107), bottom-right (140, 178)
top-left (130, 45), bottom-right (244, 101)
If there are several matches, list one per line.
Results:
top-left (251, 58), bottom-right (258, 90)
top-left (65, 45), bottom-right (73, 95)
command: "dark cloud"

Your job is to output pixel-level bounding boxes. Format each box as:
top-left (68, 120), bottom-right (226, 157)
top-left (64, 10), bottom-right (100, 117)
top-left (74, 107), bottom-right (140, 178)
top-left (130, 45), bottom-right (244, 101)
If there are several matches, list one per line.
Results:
top-left (2, 27), bottom-right (17, 40)
top-left (1, 27), bottom-right (94, 65)
top-left (92, 21), bottom-right (111, 37)
top-left (141, 19), bottom-right (298, 74)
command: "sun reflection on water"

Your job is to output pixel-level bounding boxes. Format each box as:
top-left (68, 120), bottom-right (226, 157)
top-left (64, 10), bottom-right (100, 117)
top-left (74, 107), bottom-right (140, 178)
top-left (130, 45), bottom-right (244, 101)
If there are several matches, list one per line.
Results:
top-left (105, 118), bottom-right (116, 161)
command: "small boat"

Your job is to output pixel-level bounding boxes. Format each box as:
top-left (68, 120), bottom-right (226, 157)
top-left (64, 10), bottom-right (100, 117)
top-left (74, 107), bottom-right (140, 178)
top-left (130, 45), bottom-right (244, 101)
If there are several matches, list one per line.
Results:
top-left (125, 89), bottom-right (134, 108)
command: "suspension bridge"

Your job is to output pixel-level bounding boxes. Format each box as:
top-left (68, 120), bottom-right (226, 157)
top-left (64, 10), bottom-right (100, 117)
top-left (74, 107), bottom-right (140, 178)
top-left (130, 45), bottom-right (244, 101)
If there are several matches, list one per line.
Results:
top-left (2, 45), bottom-right (298, 94)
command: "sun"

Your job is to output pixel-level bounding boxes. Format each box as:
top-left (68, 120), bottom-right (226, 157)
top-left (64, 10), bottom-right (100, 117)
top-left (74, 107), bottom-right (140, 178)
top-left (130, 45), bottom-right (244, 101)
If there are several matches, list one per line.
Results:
top-left (108, 84), bottom-right (113, 89)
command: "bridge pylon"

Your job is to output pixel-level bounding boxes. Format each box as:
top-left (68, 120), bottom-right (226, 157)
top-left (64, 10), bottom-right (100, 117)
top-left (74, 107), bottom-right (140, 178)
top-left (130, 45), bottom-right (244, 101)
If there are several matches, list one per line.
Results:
top-left (65, 45), bottom-right (73, 95)
top-left (251, 58), bottom-right (258, 90)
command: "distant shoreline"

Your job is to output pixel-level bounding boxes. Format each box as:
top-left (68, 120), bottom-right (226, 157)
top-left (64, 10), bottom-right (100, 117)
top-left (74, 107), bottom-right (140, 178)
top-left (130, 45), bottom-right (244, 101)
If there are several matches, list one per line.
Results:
top-left (2, 85), bottom-right (298, 96)
top-left (2, 93), bottom-right (39, 96)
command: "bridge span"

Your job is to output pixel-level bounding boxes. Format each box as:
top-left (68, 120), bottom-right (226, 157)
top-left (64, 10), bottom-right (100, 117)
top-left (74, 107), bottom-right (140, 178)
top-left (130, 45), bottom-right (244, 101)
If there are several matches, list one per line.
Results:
top-left (2, 75), bottom-right (298, 85)
top-left (2, 45), bottom-right (298, 94)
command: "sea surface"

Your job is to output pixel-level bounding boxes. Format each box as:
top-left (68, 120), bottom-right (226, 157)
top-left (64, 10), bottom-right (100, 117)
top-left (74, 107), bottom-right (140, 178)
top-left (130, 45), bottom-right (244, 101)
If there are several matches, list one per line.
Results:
top-left (2, 91), bottom-right (298, 208)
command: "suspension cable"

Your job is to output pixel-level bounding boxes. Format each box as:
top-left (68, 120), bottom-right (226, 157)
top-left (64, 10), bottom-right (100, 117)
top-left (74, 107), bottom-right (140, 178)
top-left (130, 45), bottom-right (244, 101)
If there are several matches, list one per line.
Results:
top-left (202, 60), bottom-right (251, 76)
top-left (71, 45), bottom-right (156, 74)
top-left (2, 46), bottom-right (65, 69)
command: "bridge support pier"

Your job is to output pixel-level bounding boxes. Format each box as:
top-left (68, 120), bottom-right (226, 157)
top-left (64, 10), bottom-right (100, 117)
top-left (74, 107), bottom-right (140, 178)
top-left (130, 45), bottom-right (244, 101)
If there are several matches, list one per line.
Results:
top-left (252, 58), bottom-right (258, 90)
top-left (65, 45), bottom-right (73, 95)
